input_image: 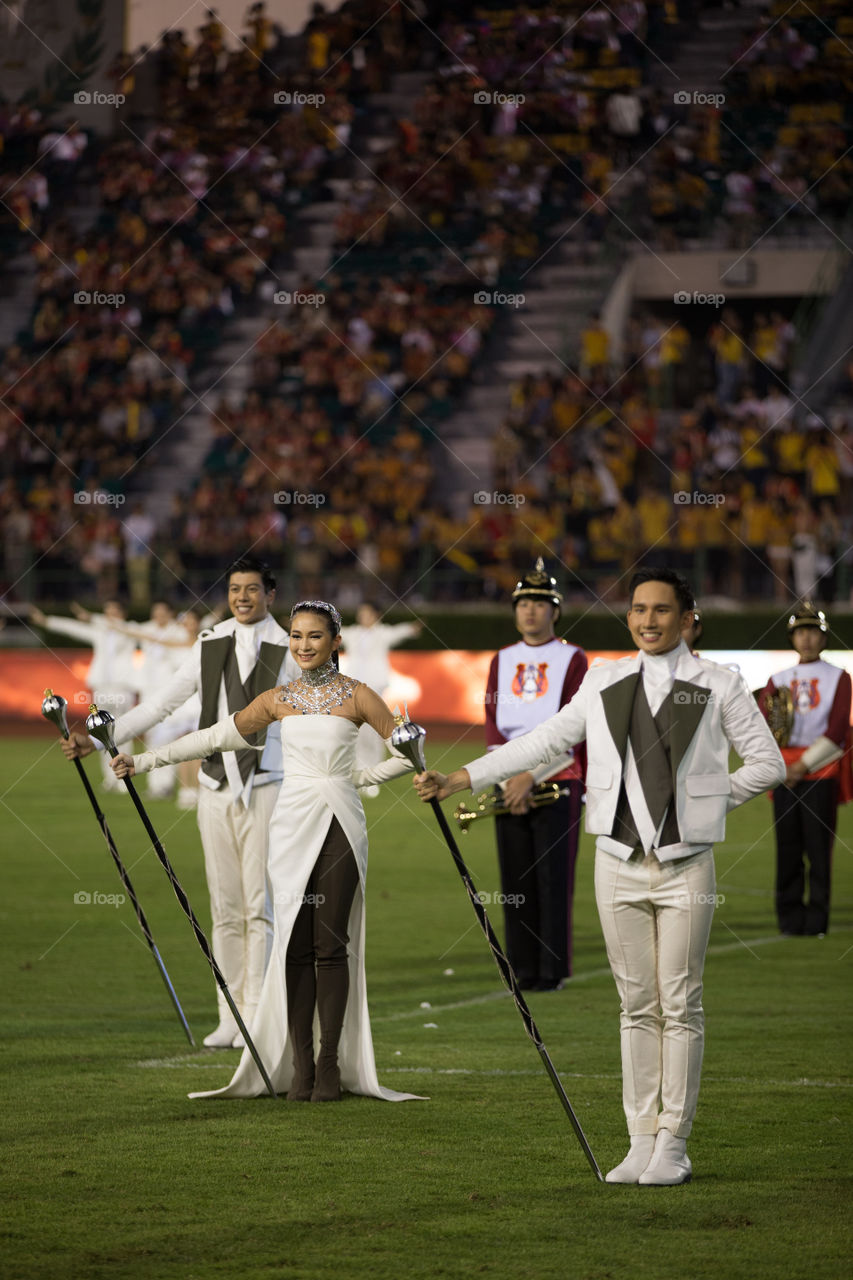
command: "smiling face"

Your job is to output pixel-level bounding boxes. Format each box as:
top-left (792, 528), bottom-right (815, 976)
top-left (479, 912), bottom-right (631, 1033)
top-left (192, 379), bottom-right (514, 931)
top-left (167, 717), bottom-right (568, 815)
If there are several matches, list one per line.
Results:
top-left (791, 625), bottom-right (825, 663)
top-left (627, 580), bottom-right (693, 655)
top-left (289, 610), bottom-right (341, 671)
top-left (228, 571), bottom-right (274, 625)
top-left (514, 598), bottom-right (558, 645)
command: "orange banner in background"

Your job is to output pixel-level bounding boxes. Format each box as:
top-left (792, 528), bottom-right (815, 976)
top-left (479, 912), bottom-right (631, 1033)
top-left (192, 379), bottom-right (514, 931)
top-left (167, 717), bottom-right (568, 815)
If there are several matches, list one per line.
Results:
top-left (0, 649), bottom-right (629, 725)
top-left (6, 648), bottom-right (852, 726)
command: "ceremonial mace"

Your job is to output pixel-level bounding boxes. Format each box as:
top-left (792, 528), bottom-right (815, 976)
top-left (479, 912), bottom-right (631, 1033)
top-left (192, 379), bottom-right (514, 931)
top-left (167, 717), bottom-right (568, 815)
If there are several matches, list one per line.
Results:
top-left (42, 690), bottom-right (195, 1046)
top-left (86, 705), bottom-right (278, 1099)
top-left (392, 712), bottom-right (603, 1182)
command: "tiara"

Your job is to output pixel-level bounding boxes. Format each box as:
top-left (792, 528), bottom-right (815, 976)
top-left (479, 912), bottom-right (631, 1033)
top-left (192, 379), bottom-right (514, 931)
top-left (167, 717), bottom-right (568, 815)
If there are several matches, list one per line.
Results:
top-left (290, 599), bottom-right (342, 633)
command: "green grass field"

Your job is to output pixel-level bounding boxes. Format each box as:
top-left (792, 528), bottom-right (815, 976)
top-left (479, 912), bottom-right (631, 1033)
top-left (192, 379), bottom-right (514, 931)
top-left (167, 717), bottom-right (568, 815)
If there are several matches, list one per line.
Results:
top-left (2, 734), bottom-right (851, 1280)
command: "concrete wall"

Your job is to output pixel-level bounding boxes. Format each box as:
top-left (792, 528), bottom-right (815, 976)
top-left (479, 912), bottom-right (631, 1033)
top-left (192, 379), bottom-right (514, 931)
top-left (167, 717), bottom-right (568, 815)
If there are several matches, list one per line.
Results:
top-left (125, 0), bottom-right (320, 52)
top-left (629, 248), bottom-right (845, 301)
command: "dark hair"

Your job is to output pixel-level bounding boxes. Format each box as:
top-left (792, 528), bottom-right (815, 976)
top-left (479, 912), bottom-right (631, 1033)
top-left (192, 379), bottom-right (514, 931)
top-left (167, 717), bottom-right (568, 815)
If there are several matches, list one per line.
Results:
top-left (226, 556), bottom-right (276, 593)
top-left (627, 568), bottom-right (694, 616)
top-left (290, 600), bottom-right (341, 636)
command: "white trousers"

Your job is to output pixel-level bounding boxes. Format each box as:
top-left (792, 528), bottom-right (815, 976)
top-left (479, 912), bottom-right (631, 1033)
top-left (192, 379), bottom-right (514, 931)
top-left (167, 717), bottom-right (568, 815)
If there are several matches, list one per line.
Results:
top-left (144, 719), bottom-right (179, 798)
top-left (196, 782), bottom-right (278, 1022)
top-left (595, 846), bottom-right (716, 1139)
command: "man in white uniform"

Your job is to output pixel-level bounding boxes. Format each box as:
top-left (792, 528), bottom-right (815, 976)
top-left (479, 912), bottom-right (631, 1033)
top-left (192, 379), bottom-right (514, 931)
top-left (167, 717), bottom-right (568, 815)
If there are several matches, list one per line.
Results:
top-left (340, 602), bottom-right (422, 793)
top-left (415, 569), bottom-right (784, 1185)
top-left (31, 599), bottom-right (137, 793)
top-left (62, 557), bottom-right (299, 1047)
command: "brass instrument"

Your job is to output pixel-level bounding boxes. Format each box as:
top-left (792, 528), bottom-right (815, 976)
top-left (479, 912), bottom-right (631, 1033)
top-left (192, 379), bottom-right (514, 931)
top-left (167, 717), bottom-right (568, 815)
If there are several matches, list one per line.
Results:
top-left (454, 781), bottom-right (569, 832)
top-left (758, 685), bottom-right (794, 747)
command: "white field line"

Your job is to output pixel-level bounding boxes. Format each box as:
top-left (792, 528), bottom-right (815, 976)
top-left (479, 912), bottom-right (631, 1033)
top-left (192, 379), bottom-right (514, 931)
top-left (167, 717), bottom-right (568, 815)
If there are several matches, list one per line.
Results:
top-left (130, 1058), bottom-right (853, 1089)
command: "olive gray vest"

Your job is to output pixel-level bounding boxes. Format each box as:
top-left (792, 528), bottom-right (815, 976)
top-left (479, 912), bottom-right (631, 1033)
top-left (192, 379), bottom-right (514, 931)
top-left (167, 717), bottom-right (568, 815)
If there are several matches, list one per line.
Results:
top-left (601, 671), bottom-right (713, 852)
top-left (198, 634), bottom-right (287, 788)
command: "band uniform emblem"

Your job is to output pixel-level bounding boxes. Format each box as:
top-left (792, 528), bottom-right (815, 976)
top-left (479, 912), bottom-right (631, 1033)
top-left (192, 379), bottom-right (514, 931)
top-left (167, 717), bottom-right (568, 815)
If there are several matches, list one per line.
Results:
top-left (512, 663), bottom-right (549, 701)
top-left (791, 677), bottom-right (820, 714)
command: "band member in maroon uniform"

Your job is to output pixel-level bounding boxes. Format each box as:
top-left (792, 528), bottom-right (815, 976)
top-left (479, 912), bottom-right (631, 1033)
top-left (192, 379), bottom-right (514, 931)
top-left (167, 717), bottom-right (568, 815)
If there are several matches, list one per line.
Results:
top-left (484, 559), bottom-right (587, 989)
top-left (760, 603), bottom-right (852, 935)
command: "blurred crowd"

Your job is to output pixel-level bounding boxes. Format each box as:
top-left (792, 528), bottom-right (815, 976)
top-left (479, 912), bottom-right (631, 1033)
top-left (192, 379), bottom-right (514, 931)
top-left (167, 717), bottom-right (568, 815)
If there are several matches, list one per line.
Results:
top-left (1, 0), bottom-right (852, 612)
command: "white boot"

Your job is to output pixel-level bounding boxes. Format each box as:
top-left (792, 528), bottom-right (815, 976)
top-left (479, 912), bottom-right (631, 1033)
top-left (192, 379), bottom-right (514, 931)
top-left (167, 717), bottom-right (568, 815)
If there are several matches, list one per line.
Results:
top-left (203, 1017), bottom-right (240, 1048)
top-left (605, 1135), bottom-right (656, 1184)
top-left (638, 1129), bottom-right (692, 1185)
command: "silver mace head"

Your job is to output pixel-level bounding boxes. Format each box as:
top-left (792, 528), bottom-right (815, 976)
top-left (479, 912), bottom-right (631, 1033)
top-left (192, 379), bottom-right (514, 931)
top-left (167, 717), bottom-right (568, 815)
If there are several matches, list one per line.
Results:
top-left (41, 688), bottom-right (69, 737)
top-left (390, 703), bottom-right (427, 773)
top-left (86, 705), bottom-right (117, 753)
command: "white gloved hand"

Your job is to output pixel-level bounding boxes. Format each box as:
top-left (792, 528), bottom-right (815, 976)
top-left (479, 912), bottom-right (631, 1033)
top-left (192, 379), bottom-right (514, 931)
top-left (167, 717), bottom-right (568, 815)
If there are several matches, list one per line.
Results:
top-left (350, 737), bottom-right (414, 789)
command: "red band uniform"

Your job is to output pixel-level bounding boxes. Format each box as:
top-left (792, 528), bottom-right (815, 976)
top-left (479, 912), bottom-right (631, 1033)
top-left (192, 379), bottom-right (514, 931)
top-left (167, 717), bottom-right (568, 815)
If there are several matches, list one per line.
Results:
top-left (760, 603), bottom-right (853, 935)
top-left (485, 559), bottom-right (587, 989)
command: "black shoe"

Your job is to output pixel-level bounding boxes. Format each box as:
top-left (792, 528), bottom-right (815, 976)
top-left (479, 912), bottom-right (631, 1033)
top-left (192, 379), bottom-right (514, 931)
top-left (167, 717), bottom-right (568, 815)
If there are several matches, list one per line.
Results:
top-left (536, 979), bottom-right (566, 992)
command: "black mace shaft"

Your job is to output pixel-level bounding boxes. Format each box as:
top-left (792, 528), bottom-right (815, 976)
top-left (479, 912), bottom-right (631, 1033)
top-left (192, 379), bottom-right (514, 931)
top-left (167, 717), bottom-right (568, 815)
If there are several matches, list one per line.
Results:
top-left (392, 714), bottom-right (603, 1181)
top-left (429, 799), bottom-right (603, 1181)
top-left (42, 692), bottom-right (194, 1046)
top-left (86, 706), bottom-right (277, 1099)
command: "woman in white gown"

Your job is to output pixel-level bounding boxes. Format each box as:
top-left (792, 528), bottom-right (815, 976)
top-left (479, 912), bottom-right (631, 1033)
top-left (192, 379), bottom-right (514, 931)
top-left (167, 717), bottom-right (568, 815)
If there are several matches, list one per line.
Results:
top-left (111, 600), bottom-right (421, 1105)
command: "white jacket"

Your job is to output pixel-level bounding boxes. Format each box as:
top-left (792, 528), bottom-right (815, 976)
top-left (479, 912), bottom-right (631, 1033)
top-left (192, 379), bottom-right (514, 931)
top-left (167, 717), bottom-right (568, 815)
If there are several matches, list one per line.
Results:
top-left (466, 646), bottom-right (785, 862)
top-left (109, 615), bottom-right (298, 780)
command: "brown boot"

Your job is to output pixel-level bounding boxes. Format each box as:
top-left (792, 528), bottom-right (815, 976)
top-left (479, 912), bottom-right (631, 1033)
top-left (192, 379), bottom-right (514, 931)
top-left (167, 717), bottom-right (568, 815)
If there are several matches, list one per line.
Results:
top-left (286, 956), bottom-right (316, 1102)
top-left (311, 960), bottom-right (348, 1101)
top-left (310, 1050), bottom-right (341, 1102)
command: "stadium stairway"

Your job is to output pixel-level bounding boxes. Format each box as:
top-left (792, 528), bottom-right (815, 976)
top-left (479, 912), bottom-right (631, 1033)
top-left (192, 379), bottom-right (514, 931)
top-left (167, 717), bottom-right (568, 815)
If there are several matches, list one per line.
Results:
top-left (0, 251), bottom-right (35, 350)
top-left (648, 0), bottom-right (768, 97)
top-left (437, 238), bottom-right (620, 516)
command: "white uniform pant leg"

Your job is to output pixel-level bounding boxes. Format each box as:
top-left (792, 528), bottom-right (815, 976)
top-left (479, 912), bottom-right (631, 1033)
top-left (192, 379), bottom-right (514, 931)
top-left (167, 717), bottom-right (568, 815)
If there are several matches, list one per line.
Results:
top-left (92, 687), bottom-right (136, 791)
top-left (595, 847), bottom-right (716, 1140)
top-left (241, 783), bottom-right (277, 1012)
top-left (196, 784), bottom-right (276, 1020)
top-left (144, 719), bottom-right (177, 798)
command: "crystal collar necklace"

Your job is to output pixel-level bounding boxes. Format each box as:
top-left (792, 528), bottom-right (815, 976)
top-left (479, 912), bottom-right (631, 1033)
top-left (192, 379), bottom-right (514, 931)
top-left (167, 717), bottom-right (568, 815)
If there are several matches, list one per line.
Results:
top-left (298, 658), bottom-right (337, 686)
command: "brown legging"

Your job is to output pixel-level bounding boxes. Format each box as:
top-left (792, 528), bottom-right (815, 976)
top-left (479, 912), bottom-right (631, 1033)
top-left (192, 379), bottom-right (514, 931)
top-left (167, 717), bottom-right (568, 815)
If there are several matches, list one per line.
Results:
top-left (285, 816), bottom-right (360, 1082)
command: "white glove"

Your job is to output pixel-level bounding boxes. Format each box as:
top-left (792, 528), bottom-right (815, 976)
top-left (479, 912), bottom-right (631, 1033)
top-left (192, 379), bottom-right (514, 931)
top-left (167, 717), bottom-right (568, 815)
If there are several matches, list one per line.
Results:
top-left (800, 734), bottom-right (843, 772)
top-left (350, 737), bottom-right (414, 789)
top-left (130, 714), bottom-right (255, 774)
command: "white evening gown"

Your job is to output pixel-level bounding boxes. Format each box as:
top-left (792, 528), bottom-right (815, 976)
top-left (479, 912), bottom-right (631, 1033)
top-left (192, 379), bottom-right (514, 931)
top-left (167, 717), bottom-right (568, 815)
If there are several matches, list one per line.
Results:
top-left (189, 714), bottom-right (422, 1101)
